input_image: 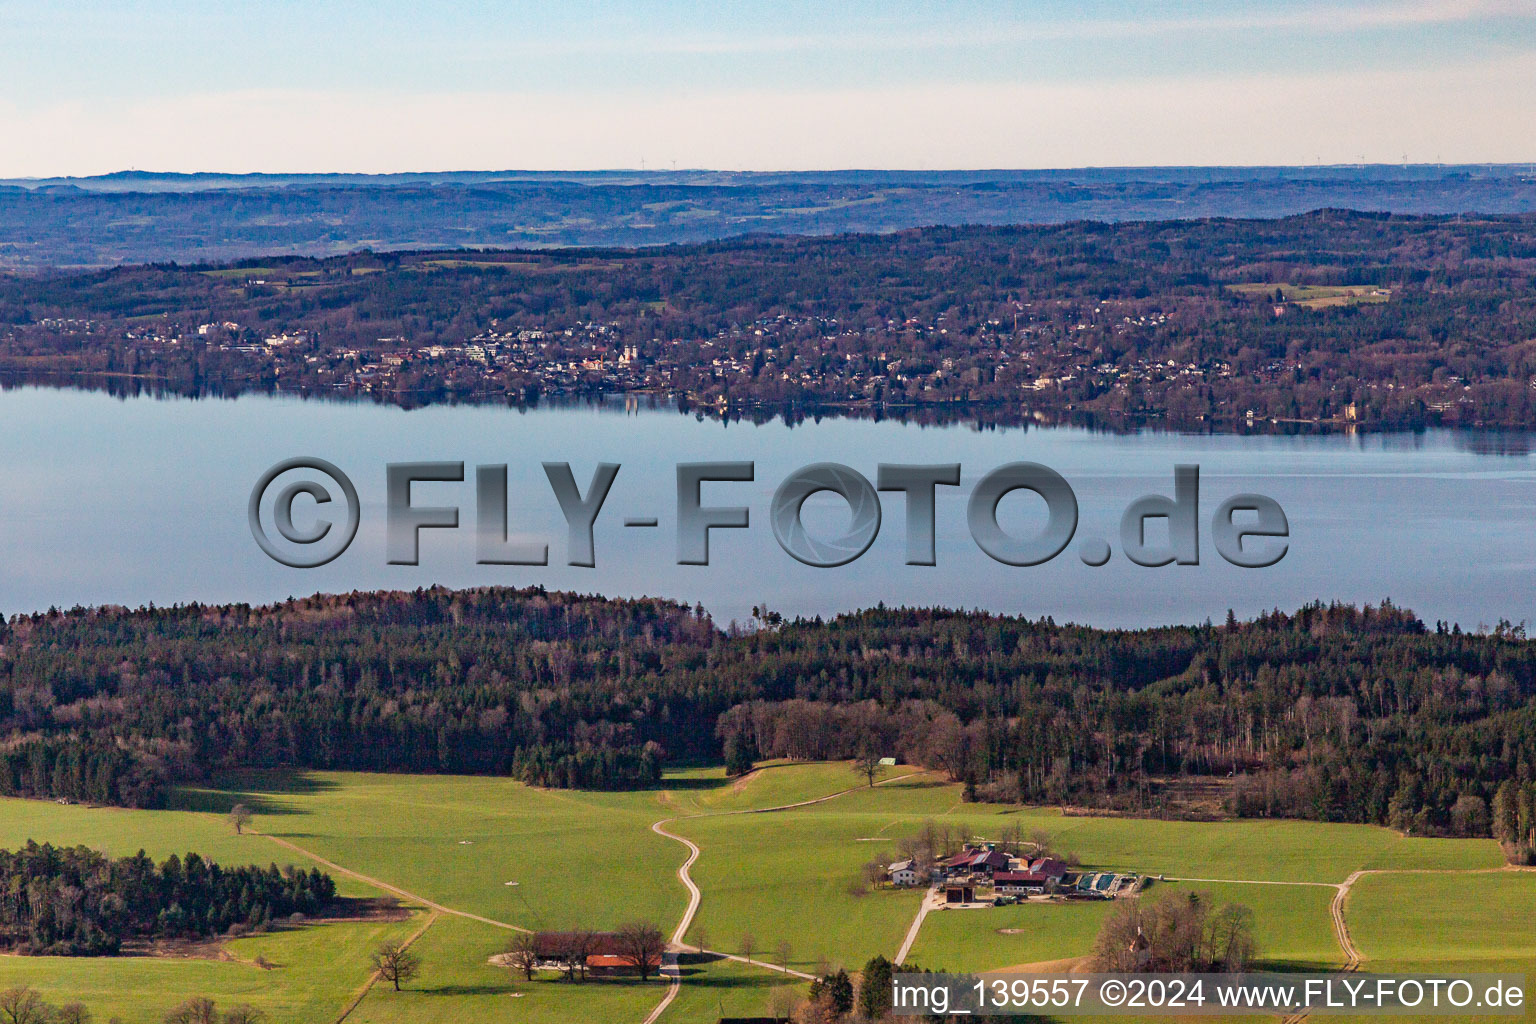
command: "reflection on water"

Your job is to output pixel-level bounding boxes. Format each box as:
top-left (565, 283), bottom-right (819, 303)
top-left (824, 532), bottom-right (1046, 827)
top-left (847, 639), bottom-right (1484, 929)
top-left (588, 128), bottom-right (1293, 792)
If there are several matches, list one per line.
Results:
top-left (1452, 430), bottom-right (1535, 458)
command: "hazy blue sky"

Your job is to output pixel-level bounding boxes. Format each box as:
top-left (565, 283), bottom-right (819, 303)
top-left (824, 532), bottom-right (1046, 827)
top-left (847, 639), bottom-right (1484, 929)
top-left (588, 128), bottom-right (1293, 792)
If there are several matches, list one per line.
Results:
top-left (2, 0), bottom-right (1534, 173)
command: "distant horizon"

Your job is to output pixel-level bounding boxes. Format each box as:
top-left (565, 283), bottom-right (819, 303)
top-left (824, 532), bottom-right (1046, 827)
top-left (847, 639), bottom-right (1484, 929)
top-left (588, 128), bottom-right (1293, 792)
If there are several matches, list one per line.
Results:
top-left (7, 161), bottom-right (1536, 185)
top-left (7, 166), bottom-right (1536, 268)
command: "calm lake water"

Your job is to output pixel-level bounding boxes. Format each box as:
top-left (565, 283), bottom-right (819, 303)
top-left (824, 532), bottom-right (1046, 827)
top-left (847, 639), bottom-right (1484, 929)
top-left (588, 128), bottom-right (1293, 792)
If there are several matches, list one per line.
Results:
top-left (2, 385), bottom-right (1534, 630)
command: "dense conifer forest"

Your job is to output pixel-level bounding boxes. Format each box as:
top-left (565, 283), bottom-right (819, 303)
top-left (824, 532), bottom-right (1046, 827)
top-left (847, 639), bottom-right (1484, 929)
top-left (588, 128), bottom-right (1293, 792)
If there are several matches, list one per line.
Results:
top-left (0, 842), bottom-right (336, 955)
top-left (2, 586), bottom-right (1535, 849)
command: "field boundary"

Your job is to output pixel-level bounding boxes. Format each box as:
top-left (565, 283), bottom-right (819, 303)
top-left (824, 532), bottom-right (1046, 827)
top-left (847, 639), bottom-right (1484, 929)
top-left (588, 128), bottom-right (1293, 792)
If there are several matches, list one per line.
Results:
top-left (895, 887), bottom-right (939, 964)
top-left (1331, 871), bottom-right (1363, 967)
top-left (253, 830), bottom-right (529, 934)
top-left (333, 909), bottom-right (440, 1023)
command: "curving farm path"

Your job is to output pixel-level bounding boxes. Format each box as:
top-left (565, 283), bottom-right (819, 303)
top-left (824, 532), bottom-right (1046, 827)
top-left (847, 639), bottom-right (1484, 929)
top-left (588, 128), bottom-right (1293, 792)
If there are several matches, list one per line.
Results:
top-left (642, 768), bottom-right (930, 1023)
top-left (1330, 871), bottom-right (1364, 968)
top-left (640, 820), bottom-right (704, 1024)
top-left (1275, 871), bottom-right (1364, 1024)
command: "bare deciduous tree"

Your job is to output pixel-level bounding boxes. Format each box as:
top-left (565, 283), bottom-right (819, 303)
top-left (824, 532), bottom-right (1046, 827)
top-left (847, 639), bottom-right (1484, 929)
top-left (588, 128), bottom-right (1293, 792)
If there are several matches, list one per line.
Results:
top-left (1028, 828), bottom-right (1055, 857)
top-left (1090, 890), bottom-right (1255, 973)
top-left (767, 985), bottom-right (800, 1021)
top-left (617, 920), bottom-right (666, 982)
top-left (371, 940), bottom-right (422, 992)
top-left (506, 931), bottom-right (540, 981)
top-left (162, 998), bottom-right (217, 1024)
top-left (228, 803), bottom-right (252, 835)
top-left (576, 929), bottom-right (603, 982)
top-left (1001, 823), bottom-right (1024, 857)
top-left (0, 987), bottom-right (56, 1024)
top-left (852, 753), bottom-right (887, 787)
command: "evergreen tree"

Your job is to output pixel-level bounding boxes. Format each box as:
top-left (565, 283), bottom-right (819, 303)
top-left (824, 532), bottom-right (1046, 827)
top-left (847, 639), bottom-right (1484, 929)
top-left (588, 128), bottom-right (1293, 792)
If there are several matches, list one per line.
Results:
top-left (858, 955), bottom-right (894, 1018)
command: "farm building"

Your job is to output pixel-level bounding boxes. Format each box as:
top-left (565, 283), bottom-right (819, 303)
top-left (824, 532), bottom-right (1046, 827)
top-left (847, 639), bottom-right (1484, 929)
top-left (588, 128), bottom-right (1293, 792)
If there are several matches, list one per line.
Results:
top-left (587, 953), bottom-right (660, 977)
top-left (888, 858), bottom-right (922, 886)
top-left (939, 849), bottom-right (977, 876)
top-left (971, 849), bottom-right (1011, 877)
top-left (992, 870), bottom-right (1050, 894)
top-left (1026, 857), bottom-right (1068, 885)
top-left (530, 931), bottom-right (661, 975)
top-left (939, 845), bottom-right (1011, 878)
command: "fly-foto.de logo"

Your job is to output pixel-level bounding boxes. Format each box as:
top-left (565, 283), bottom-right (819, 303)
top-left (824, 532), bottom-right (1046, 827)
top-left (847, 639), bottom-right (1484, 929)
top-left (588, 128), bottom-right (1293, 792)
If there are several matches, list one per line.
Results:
top-left (248, 459), bottom-right (1288, 570)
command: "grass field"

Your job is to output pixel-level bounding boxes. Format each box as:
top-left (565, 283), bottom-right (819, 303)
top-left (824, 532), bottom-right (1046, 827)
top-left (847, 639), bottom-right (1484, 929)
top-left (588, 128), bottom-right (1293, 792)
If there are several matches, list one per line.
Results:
top-left (907, 878), bottom-right (1342, 975)
top-left (1349, 871), bottom-right (1536, 964)
top-left (1158, 880), bottom-right (1343, 969)
top-left (909, 900), bottom-right (1118, 972)
top-left (187, 769), bottom-right (682, 932)
top-left (417, 258), bottom-right (537, 270)
top-left (0, 762), bottom-right (1525, 1023)
top-left (0, 913), bottom-right (420, 1023)
top-left (0, 796), bottom-right (264, 865)
top-left (653, 759), bottom-right (920, 816)
top-left (1228, 281), bottom-right (1392, 308)
top-left (349, 915), bottom-right (666, 1024)
top-left (1334, 872), bottom-right (1536, 1024)
top-left (674, 772), bottom-right (1500, 976)
top-left (199, 266), bottom-right (284, 278)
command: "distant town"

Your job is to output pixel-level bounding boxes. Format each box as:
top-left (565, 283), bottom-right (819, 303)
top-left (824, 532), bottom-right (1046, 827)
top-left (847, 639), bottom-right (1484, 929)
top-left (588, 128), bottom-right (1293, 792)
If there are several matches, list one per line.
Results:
top-left (3, 214), bottom-right (1536, 429)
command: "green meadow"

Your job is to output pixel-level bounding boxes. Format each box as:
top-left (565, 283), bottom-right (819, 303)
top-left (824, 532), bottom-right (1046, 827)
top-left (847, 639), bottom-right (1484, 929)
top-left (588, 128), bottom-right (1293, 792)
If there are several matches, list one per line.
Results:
top-left (905, 879), bottom-right (1341, 976)
top-left (0, 914), bottom-right (420, 1023)
top-left (188, 769), bottom-right (681, 932)
top-left (1227, 281), bottom-right (1392, 308)
top-left (1349, 871), bottom-right (1536, 964)
top-left (0, 795), bottom-right (266, 868)
top-left (673, 770), bottom-right (1501, 975)
top-left (654, 759), bottom-right (918, 816)
top-left (1332, 872), bottom-right (1536, 1024)
top-left (909, 900), bottom-right (1118, 972)
top-left (348, 915), bottom-right (661, 1024)
top-left (1156, 880), bottom-right (1343, 969)
top-left (346, 916), bottom-right (803, 1024)
top-left (0, 762), bottom-right (1521, 1023)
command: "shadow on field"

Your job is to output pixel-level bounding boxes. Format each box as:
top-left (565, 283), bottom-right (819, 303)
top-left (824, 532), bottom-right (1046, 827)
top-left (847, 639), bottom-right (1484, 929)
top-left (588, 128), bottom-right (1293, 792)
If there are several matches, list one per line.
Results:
top-left (422, 983), bottom-right (517, 996)
top-left (675, 954), bottom-right (794, 989)
top-left (1258, 959), bottom-right (1344, 973)
top-left (677, 952), bottom-right (727, 967)
top-left (652, 776), bottom-right (733, 793)
top-left (167, 770), bottom-right (341, 816)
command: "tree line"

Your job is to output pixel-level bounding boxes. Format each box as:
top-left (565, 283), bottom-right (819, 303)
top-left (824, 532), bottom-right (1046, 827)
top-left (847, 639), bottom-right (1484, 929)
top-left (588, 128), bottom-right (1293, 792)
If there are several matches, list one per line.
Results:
top-left (0, 842), bottom-right (336, 955)
top-left (2, 587), bottom-right (1536, 845)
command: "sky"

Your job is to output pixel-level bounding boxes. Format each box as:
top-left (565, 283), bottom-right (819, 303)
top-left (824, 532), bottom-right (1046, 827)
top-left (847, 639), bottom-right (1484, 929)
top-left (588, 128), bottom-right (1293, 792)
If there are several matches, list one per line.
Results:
top-left (2, 0), bottom-right (1535, 175)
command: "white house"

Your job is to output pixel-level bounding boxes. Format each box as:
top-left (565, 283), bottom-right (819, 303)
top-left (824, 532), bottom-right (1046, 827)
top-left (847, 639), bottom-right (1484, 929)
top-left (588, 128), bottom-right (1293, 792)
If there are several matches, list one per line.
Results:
top-left (889, 859), bottom-right (920, 887)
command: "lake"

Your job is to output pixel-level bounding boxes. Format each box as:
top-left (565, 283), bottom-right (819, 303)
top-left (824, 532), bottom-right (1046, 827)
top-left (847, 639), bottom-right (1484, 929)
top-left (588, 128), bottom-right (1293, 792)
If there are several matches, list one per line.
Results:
top-left (1, 385), bottom-right (1533, 630)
